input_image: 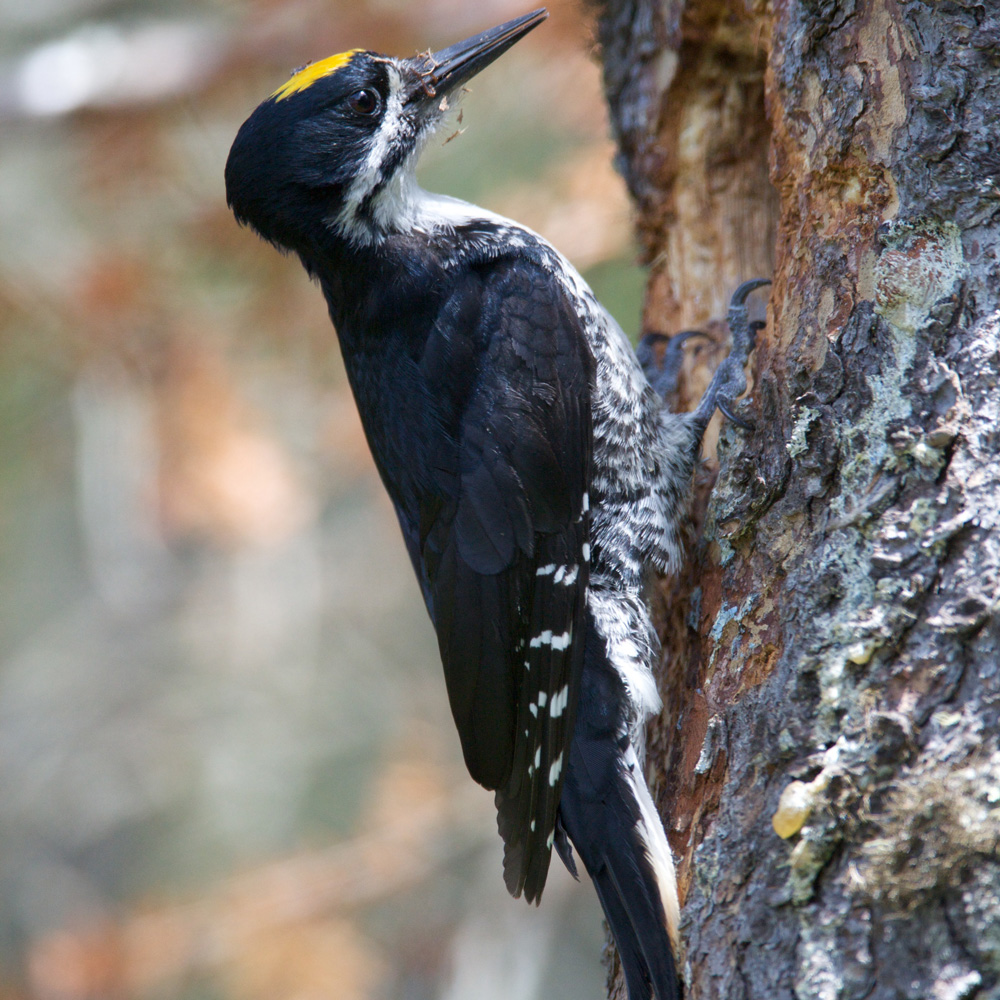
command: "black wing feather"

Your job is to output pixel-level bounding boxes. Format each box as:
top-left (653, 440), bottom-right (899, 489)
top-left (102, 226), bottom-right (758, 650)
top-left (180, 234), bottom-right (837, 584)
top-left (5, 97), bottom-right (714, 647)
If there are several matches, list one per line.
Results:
top-left (417, 258), bottom-right (593, 901)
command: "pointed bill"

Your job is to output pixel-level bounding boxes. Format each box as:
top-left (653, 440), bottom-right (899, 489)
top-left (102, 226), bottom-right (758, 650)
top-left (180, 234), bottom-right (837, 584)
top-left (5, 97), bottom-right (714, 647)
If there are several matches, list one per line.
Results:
top-left (407, 8), bottom-right (547, 101)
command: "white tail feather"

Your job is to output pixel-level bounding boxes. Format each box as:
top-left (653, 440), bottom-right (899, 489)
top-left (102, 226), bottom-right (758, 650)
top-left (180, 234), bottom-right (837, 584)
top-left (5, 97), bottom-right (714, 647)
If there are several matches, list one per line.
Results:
top-left (624, 744), bottom-right (680, 953)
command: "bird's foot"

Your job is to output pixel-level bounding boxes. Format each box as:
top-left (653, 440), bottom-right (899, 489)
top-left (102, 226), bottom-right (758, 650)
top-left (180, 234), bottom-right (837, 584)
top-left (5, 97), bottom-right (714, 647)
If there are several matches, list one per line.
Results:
top-left (692, 279), bottom-right (770, 431)
top-left (637, 329), bottom-right (710, 399)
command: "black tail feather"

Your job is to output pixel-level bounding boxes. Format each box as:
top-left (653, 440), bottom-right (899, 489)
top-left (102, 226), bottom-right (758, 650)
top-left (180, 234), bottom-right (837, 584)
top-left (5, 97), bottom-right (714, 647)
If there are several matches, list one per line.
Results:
top-left (598, 829), bottom-right (679, 1000)
top-left (557, 628), bottom-right (681, 1000)
top-left (561, 765), bottom-right (680, 1000)
top-left (591, 864), bottom-right (658, 1000)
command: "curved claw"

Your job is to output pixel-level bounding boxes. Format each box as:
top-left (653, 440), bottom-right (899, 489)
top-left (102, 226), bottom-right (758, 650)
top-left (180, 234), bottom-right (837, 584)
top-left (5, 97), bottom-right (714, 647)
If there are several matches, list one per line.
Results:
top-left (727, 281), bottom-right (770, 359)
top-left (670, 329), bottom-right (711, 347)
top-left (639, 329), bottom-right (711, 399)
top-left (717, 396), bottom-right (754, 430)
top-left (689, 281), bottom-right (768, 433)
top-left (660, 329), bottom-right (710, 365)
top-left (638, 331), bottom-right (670, 348)
top-left (730, 278), bottom-right (771, 309)
top-left (638, 329), bottom-right (708, 357)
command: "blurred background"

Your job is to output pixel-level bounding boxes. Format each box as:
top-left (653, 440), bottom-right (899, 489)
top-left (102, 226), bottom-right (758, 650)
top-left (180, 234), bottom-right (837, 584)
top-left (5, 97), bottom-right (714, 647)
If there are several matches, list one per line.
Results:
top-left (0, 0), bottom-right (646, 996)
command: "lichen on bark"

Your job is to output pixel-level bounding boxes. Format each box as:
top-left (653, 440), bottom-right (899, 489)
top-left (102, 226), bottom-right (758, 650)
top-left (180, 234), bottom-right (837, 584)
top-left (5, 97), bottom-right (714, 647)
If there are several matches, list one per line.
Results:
top-left (591, 0), bottom-right (1000, 997)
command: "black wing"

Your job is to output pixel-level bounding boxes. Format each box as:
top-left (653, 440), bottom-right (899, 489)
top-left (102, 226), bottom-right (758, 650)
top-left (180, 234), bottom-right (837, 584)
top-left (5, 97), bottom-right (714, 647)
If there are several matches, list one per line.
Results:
top-left (417, 257), bottom-right (593, 902)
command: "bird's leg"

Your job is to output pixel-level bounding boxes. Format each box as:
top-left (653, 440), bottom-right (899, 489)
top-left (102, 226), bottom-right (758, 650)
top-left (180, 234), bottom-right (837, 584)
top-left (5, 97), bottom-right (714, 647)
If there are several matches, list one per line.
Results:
top-left (691, 279), bottom-right (770, 432)
top-left (637, 329), bottom-right (709, 400)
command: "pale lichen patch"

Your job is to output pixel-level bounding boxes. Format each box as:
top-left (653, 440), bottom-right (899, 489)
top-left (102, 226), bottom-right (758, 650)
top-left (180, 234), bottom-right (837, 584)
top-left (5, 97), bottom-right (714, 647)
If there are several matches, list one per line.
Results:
top-left (787, 405), bottom-right (818, 459)
top-left (874, 218), bottom-right (966, 336)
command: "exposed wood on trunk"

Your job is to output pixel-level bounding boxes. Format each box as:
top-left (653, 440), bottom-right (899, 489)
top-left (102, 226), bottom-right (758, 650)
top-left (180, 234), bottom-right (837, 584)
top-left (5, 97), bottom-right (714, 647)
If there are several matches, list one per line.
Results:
top-left (591, 0), bottom-right (1000, 997)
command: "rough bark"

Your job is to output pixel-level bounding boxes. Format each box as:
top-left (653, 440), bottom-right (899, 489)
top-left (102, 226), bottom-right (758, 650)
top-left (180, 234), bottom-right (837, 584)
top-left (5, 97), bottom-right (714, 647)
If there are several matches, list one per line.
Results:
top-left (592, 1), bottom-right (1000, 997)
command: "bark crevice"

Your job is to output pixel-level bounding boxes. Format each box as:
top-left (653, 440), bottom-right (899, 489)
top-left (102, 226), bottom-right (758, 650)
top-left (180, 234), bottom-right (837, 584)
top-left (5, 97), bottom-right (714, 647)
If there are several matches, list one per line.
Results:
top-left (592, 0), bottom-right (1000, 996)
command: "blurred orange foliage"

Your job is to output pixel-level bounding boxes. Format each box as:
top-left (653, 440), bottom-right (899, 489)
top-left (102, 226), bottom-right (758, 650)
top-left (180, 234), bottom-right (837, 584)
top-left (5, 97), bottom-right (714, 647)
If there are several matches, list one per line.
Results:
top-left (0, 2), bottom-right (624, 997)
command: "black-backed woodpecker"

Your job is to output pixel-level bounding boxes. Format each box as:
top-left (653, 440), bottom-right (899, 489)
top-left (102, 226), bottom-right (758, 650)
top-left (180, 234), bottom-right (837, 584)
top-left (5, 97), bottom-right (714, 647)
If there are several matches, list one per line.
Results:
top-left (225, 10), bottom-right (768, 999)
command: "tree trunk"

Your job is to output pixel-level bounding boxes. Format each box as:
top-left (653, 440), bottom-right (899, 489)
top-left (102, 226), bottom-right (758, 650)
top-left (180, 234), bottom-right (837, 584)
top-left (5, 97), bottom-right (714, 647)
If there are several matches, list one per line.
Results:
top-left (592, 1), bottom-right (1000, 997)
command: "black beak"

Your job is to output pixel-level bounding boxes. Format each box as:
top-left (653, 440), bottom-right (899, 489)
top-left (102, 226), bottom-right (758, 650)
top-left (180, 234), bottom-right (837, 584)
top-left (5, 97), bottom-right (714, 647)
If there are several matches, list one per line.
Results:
top-left (408, 8), bottom-right (547, 101)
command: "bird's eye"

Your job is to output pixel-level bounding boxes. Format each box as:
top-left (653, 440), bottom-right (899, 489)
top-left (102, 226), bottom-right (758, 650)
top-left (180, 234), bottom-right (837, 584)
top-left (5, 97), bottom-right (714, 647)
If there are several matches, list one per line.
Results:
top-left (348, 89), bottom-right (381, 115)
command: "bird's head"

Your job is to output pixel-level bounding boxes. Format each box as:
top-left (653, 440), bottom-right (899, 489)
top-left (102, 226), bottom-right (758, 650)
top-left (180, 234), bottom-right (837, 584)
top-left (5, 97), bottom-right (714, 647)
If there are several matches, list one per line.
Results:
top-left (225, 8), bottom-right (547, 254)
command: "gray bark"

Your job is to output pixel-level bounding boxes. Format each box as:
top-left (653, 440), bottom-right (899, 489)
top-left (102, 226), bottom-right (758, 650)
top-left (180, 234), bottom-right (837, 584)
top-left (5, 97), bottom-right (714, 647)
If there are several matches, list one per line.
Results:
top-left (591, 1), bottom-right (1000, 997)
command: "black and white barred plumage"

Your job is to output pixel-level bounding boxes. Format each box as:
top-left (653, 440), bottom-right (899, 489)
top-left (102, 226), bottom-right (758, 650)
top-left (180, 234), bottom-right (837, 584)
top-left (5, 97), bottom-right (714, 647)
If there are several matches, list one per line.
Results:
top-left (225, 11), bottom-right (765, 999)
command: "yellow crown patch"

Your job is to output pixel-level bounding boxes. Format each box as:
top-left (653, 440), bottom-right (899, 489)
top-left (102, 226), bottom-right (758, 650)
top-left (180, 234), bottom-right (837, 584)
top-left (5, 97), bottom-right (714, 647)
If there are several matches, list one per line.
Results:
top-left (272, 49), bottom-right (363, 102)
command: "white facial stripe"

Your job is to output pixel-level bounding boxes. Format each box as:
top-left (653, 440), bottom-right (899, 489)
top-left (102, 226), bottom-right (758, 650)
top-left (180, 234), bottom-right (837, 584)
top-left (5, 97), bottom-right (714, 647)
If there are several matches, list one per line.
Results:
top-left (333, 73), bottom-right (594, 252)
top-left (338, 64), bottom-right (408, 235)
top-left (332, 62), bottom-right (516, 244)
